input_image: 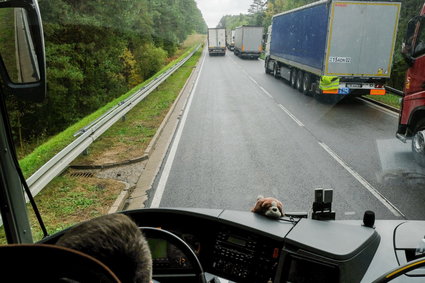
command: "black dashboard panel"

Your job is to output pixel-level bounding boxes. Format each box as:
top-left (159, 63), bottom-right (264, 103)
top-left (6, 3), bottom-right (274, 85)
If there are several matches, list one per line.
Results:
top-left (39, 209), bottom-right (425, 283)
top-left (209, 225), bottom-right (282, 282)
top-left (280, 219), bottom-right (380, 283)
top-left (124, 208), bottom-right (294, 282)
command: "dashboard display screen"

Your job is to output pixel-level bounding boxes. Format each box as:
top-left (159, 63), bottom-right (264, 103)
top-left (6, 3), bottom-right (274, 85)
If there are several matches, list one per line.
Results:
top-left (227, 236), bottom-right (246, 246)
top-left (148, 238), bottom-right (168, 259)
top-left (146, 237), bottom-right (193, 270)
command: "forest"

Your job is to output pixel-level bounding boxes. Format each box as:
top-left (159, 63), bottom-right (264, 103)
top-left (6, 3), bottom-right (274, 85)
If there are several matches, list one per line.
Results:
top-left (218, 0), bottom-right (423, 93)
top-left (4, 0), bottom-right (425, 153)
top-left (5, 0), bottom-right (206, 151)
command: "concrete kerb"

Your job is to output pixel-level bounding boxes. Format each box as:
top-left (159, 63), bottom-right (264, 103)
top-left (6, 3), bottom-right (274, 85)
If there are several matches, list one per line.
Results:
top-left (70, 154), bottom-right (149, 170)
top-left (110, 52), bottom-right (201, 212)
top-left (108, 181), bottom-right (131, 214)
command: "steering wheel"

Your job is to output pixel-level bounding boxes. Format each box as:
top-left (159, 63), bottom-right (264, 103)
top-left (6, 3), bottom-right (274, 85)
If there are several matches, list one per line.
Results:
top-left (372, 257), bottom-right (425, 282)
top-left (140, 227), bottom-right (206, 283)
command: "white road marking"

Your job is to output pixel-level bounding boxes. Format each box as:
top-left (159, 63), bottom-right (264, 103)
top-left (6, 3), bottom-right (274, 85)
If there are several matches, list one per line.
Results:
top-left (344, 211), bottom-right (356, 216)
top-left (278, 104), bottom-right (304, 127)
top-left (249, 76), bottom-right (259, 86)
top-left (318, 142), bottom-right (405, 218)
top-left (259, 86), bottom-right (273, 98)
top-left (150, 51), bottom-right (206, 208)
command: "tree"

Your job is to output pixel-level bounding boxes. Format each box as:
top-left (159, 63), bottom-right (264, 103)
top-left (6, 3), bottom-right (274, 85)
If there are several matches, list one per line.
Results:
top-left (248, 0), bottom-right (267, 26)
top-left (5, 0), bottom-right (207, 149)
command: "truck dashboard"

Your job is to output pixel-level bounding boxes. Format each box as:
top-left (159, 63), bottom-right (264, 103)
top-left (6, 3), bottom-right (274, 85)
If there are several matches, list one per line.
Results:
top-left (39, 208), bottom-right (425, 283)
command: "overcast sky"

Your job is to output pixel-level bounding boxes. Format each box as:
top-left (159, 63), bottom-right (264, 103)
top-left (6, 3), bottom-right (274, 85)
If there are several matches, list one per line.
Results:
top-left (195, 0), bottom-right (253, 27)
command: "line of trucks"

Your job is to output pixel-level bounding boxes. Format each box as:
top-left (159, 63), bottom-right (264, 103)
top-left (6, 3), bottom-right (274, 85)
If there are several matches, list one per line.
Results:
top-left (208, 0), bottom-right (425, 166)
top-left (208, 26), bottom-right (263, 59)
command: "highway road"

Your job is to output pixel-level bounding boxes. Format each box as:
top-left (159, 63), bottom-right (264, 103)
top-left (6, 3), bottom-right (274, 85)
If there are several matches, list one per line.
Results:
top-left (148, 48), bottom-right (425, 220)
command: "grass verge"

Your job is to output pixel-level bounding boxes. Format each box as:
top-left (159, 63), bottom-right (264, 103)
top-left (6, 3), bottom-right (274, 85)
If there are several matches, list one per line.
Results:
top-left (364, 92), bottom-right (401, 109)
top-left (19, 37), bottom-right (203, 179)
top-left (0, 175), bottom-right (124, 243)
top-left (74, 48), bottom-right (203, 165)
top-left (0, 37), bottom-right (204, 244)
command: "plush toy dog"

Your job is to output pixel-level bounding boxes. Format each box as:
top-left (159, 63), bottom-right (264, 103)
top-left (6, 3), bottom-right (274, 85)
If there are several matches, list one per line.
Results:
top-left (251, 195), bottom-right (284, 219)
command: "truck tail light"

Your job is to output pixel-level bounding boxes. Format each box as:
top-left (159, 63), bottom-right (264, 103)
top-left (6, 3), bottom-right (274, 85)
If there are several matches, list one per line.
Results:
top-left (323, 90), bottom-right (338, 94)
top-left (370, 89), bottom-right (386, 95)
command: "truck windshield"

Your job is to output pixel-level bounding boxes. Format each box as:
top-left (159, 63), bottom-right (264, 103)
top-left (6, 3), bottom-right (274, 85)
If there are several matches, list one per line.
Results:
top-left (0, 0), bottom-right (424, 243)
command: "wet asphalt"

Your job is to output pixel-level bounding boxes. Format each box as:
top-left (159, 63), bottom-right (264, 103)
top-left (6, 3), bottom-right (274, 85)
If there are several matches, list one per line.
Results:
top-left (150, 49), bottom-right (425, 220)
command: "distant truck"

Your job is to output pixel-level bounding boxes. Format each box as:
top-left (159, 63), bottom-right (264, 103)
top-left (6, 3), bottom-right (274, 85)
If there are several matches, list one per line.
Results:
top-left (264, 0), bottom-right (401, 102)
top-left (234, 26), bottom-right (263, 59)
top-left (396, 2), bottom-right (425, 166)
top-left (208, 28), bottom-right (226, 56)
top-left (226, 29), bottom-right (235, 51)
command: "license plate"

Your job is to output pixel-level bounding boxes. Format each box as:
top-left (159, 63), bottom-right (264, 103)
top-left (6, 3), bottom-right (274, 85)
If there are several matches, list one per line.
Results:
top-left (338, 88), bottom-right (350, 95)
top-left (346, 83), bottom-right (362, 88)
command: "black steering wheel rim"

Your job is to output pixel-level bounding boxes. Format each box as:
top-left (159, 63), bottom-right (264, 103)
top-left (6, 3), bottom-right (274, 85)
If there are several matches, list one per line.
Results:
top-left (372, 257), bottom-right (425, 282)
top-left (140, 227), bottom-right (206, 283)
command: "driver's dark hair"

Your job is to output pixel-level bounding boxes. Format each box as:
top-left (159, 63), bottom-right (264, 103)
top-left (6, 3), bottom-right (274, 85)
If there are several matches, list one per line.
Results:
top-left (56, 213), bottom-right (152, 283)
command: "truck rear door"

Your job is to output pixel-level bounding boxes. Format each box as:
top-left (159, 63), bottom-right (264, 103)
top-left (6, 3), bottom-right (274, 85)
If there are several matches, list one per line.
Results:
top-left (208, 29), bottom-right (218, 47)
top-left (243, 27), bottom-right (263, 52)
top-left (324, 1), bottom-right (400, 78)
top-left (217, 29), bottom-right (226, 48)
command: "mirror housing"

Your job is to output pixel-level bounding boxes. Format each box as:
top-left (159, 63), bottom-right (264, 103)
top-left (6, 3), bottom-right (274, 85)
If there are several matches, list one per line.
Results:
top-left (402, 16), bottom-right (420, 67)
top-left (0, 0), bottom-right (46, 102)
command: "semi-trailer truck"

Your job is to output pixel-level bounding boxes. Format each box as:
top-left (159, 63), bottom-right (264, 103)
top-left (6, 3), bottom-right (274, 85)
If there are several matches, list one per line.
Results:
top-left (234, 25), bottom-right (263, 59)
top-left (396, 2), bottom-right (425, 166)
top-left (208, 28), bottom-right (226, 56)
top-left (226, 29), bottom-right (235, 51)
top-left (264, 0), bottom-right (401, 102)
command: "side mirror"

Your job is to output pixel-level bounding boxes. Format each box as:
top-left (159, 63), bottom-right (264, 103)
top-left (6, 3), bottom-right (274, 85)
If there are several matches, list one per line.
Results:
top-left (402, 16), bottom-right (420, 66)
top-left (0, 0), bottom-right (46, 102)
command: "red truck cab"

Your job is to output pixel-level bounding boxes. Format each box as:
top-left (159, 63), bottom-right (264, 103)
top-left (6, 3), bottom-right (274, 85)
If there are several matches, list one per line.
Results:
top-left (397, 2), bottom-right (425, 166)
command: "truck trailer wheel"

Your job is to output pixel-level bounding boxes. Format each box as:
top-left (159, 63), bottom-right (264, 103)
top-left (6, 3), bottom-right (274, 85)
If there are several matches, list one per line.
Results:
top-left (302, 73), bottom-right (312, 96)
top-left (296, 70), bottom-right (304, 92)
top-left (412, 119), bottom-right (425, 167)
top-left (265, 59), bottom-right (271, 74)
top-left (290, 69), bottom-right (297, 88)
top-left (273, 63), bottom-right (280, 79)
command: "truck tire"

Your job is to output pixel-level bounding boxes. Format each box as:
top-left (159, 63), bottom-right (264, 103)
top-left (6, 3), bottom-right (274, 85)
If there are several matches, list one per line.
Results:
top-left (302, 73), bottom-right (312, 96)
top-left (412, 119), bottom-right (425, 167)
top-left (296, 70), bottom-right (304, 92)
top-left (290, 69), bottom-right (297, 88)
top-left (273, 63), bottom-right (280, 79)
top-left (265, 59), bottom-right (271, 74)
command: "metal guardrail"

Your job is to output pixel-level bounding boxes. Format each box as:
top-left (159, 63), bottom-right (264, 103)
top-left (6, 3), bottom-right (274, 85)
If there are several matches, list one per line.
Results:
top-left (385, 85), bottom-right (404, 96)
top-left (26, 44), bottom-right (201, 198)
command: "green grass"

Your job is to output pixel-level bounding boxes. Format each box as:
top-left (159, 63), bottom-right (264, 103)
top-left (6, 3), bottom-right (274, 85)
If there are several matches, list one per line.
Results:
top-left (364, 92), bottom-right (401, 109)
top-left (19, 43), bottom-right (200, 178)
top-left (0, 175), bottom-right (124, 243)
top-left (0, 41), bottom-right (204, 244)
top-left (74, 48), bottom-right (203, 165)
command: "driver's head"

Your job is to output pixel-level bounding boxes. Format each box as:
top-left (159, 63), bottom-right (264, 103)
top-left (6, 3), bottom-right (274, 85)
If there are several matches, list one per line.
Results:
top-left (56, 213), bottom-right (152, 283)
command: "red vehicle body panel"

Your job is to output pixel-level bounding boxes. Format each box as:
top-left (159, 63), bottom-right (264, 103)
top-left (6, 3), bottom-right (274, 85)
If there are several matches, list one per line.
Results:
top-left (399, 3), bottom-right (425, 135)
